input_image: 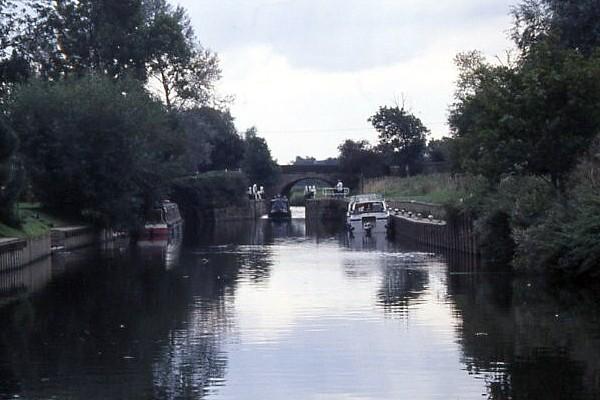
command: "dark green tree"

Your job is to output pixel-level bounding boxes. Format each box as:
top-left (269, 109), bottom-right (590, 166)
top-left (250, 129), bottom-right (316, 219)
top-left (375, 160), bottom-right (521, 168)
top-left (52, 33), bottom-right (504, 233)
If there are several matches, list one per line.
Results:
top-left (448, 52), bottom-right (528, 182)
top-left (425, 137), bottom-right (453, 163)
top-left (449, 46), bottom-right (600, 189)
top-left (10, 75), bottom-right (182, 229)
top-left (0, 116), bottom-right (22, 225)
top-left (191, 107), bottom-right (245, 172)
top-left (19, 0), bottom-right (222, 109)
top-left (173, 108), bottom-right (214, 174)
top-left (512, 0), bottom-right (600, 57)
top-left (22, 0), bottom-right (148, 80)
top-left (369, 105), bottom-right (428, 176)
top-left (241, 128), bottom-right (279, 187)
top-left (144, 0), bottom-right (221, 109)
top-left (337, 139), bottom-right (386, 178)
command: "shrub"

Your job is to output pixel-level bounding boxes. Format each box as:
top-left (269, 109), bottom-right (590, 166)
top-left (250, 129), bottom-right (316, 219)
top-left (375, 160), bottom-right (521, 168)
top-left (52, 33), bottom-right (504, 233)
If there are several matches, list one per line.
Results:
top-left (171, 171), bottom-right (248, 210)
top-left (515, 137), bottom-right (600, 278)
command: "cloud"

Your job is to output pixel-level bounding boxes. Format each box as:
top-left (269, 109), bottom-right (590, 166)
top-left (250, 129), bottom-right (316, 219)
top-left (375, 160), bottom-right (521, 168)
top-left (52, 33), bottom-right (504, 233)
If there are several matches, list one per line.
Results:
top-left (182, 0), bottom-right (515, 71)
top-left (178, 0), bottom-right (516, 161)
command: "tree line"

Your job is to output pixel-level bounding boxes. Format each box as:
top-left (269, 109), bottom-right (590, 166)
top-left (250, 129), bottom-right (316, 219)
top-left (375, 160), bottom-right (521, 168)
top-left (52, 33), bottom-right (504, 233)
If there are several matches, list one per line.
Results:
top-left (336, 0), bottom-right (600, 278)
top-left (337, 104), bottom-right (452, 180)
top-left (448, 0), bottom-right (600, 277)
top-left (0, 0), bottom-right (279, 230)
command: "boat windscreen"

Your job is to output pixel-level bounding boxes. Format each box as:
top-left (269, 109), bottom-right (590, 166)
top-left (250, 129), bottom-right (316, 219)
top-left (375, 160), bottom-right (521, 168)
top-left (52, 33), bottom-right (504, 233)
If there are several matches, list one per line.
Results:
top-left (147, 208), bottom-right (164, 223)
top-left (354, 202), bottom-right (384, 214)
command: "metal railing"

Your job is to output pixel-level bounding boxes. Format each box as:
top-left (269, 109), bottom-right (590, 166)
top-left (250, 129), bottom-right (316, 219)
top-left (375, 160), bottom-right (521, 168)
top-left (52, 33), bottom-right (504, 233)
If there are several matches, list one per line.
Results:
top-left (320, 187), bottom-right (350, 198)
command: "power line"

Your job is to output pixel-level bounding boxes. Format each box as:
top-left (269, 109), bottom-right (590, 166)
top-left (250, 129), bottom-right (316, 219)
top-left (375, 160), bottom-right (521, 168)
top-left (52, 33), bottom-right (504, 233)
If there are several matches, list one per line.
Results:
top-left (259, 127), bottom-right (374, 134)
top-left (258, 123), bottom-right (450, 135)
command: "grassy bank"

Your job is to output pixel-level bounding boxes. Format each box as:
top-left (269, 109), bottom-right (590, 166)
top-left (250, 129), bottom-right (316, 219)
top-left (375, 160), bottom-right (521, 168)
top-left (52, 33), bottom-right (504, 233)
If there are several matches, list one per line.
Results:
top-left (362, 174), bottom-right (487, 205)
top-left (0, 203), bottom-right (76, 238)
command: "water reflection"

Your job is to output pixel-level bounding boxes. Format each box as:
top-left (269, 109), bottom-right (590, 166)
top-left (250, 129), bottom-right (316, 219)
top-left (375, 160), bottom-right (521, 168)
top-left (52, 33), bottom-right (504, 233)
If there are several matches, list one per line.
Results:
top-left (446, 256), bottom-right (600, 399)
top-left (0, 219), bottom-right (599, 399)
top-left (376, 255), bottom-right (430, 316)
top-left (0, 256), bottom-right (52, 308)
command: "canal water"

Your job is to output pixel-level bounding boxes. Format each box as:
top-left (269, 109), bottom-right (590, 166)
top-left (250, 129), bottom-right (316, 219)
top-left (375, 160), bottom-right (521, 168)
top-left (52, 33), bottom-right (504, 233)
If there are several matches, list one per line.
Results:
top-left (1, 211), bottom-right (599, 399)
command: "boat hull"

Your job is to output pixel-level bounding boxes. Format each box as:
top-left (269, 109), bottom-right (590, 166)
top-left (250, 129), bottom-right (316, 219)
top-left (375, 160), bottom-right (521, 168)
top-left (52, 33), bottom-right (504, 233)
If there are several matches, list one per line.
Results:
top-left (347, 216), bottom-right (389, 234)
top-left (143, 221), bottom-right (183, 240)
top-left (269, 211), bottom-right (292, 221)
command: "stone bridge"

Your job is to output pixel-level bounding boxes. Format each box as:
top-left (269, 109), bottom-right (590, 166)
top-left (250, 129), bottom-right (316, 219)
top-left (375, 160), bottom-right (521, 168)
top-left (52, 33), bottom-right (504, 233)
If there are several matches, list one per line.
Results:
top-left (271, 165), bottom-right (349, 196)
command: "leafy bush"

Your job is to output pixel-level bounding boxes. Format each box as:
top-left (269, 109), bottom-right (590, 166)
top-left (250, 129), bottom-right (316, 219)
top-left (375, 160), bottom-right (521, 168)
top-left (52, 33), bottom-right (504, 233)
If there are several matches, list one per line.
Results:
top-left (515, 139), bottom-right (600, 278)
top-left (10, 76), bottom-right (181, 229)
top-left (171, 171), bottom-right (248, 210)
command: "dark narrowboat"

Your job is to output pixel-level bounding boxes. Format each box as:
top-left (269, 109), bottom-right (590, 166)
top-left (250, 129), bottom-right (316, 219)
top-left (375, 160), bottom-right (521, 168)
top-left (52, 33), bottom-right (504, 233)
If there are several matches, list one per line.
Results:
top-left (268, 197), bottom-right (292, 220)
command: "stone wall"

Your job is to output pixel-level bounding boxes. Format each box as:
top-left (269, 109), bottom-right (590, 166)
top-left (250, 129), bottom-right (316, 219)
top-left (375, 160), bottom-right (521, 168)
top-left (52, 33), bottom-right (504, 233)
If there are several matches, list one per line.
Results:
top-left (212, 200), bottom-right (268, 222)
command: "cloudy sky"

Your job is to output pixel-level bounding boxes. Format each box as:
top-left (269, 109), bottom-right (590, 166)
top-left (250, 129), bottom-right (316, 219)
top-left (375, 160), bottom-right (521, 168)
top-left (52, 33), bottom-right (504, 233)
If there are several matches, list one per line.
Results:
top-left (178, 0), bottom-right (516, 164)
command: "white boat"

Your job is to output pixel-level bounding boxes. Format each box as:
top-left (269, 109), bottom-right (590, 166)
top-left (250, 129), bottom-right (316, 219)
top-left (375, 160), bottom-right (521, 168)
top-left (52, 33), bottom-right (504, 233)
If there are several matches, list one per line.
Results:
top-left (346, 194), bottom-right (390, 235)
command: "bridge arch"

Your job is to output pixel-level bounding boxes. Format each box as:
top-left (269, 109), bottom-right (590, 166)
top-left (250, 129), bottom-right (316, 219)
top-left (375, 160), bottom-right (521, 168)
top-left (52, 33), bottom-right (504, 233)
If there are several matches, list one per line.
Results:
top-left (278, 176), bottom-right (337, 198)
top-left (269, 164), bottom-right (352, 198)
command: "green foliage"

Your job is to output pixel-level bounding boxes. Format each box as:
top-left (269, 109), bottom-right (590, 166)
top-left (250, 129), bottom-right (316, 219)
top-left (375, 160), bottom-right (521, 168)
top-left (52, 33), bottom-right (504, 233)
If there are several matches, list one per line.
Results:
top-left (446, 0), bottom-right (600, 276)
top-left (338, 139), bottom-right (387, 178)
top-left (23, 0), bottom-right (148, 80)
top-left (449, 47), bottom-right (600, 188)
top-left (0, 203), bottom-right (78, 238)
top-left (192, 107), bottom-right (245, 172)
top-left (425, 137), bottom-right (453, 163)
top-left (512, 0), bottom-right (600, 57)
top-left (449, 52), bottom-right (526, 182)
top-left (241, 128), bottom-right (280, 187)
top-left (0, 116), bottom-right (22, 226)
top-left (145, 0), bottom-right (221, 109)
top-left (515, 137), bottom-right (600, 277)
top-left (17, 0), bottom-right (221, 108)
top-left (10, 75), bottom-right (181, 229)
top-left (173, 107), bottom-right (216, 174)
top-left (171, 171), bottom-right (248, 209)
top-left (369, 105), bottom-right (428, 176)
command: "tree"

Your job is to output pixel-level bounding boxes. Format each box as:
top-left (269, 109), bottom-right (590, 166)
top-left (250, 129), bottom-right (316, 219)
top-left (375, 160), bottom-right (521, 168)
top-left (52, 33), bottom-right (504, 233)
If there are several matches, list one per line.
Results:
top-left (0, 116), bottom-right (22, 225)
top-left (449, 42), bottom-right (600, 189)
top-left (186, 107), bottom-right (245, 172)
top-left (18, 0), bottom-right (222, 109)
top-left (10, 75), bottom-right (182, 229)
top-left (241, 128), bottom-right (279, 187)
top-left (448, 53), bottom-right (528, 182)
top-left (0, 1), bottom-right (31, 100)
top-left (512, 0), bottom-right (600, 57)
top-left (173, 108), bottom-right (214, 174)
top-left (144, 0), bottom-right (221, 109)
top-left (369, 105), bottom-right (428, 176)
top-left (21, 0), bottom-right (148, 80)
top-left (425, 138), bottom-right (453, 163)
top-left (337, 139), bottom-right (386, 178)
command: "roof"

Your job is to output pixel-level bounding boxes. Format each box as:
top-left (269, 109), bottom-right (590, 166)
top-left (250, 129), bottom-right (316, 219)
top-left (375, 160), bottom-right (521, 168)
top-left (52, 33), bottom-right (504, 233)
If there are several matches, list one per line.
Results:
top-left (349, 194), bottom-right (384, 203)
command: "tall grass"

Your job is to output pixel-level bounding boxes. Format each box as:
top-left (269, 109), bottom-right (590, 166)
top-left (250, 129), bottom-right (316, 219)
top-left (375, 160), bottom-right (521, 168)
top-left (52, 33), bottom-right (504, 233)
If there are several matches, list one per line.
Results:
top-left (362, 173), bottom-right (488, 205)
top-left (0, 203), bottom-right (76, 238)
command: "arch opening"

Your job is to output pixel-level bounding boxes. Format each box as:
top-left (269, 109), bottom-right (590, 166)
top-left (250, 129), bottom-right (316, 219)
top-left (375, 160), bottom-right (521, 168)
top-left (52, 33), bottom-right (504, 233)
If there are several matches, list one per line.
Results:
top-left (280, 177), bottom-right (336, 205)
